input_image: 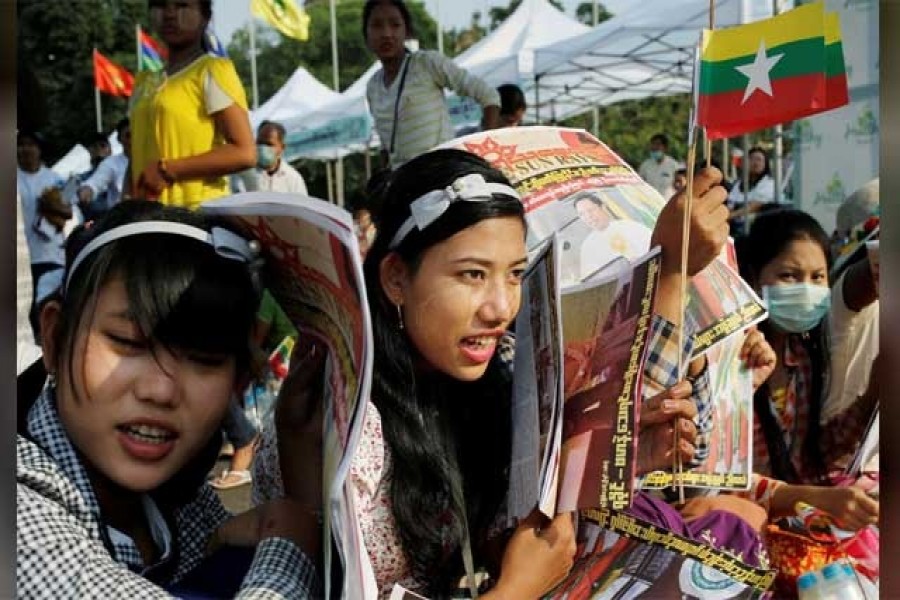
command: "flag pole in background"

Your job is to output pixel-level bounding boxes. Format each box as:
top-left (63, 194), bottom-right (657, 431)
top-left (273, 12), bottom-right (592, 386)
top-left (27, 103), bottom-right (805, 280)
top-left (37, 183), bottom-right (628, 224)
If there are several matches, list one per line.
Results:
top-left (95, 85), bottom-right (103, 133)
top-left (330, 0), bottom-right (345, 206)
top-left (772, 0), bottom-right (783, 203)
top-left (250, 20), bottom-right (260, 109)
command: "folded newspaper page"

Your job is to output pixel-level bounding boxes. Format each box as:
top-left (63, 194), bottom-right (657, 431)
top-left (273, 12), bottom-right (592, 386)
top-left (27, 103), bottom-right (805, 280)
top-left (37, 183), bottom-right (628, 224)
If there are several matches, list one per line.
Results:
top-left (509, 237), bottom-right (565, 521)
top-left (557, 250), bottom-right (660, 512)
top-left (201, 192), bottom-right (376, 599)
top-left (440, 127), bottom-right (767, 358)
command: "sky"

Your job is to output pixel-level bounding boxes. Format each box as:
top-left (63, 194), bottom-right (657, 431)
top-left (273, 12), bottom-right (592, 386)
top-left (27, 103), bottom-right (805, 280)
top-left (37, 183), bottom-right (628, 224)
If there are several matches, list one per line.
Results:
top-left (212, 0), bottom-right (634, 45)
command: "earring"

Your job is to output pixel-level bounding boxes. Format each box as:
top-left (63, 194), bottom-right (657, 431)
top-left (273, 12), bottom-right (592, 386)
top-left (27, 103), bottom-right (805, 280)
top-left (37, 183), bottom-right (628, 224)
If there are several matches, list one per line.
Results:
top-left (395, 303), bottom-right (404, 330)
top-left (47, 371), bottom-right (57, 389)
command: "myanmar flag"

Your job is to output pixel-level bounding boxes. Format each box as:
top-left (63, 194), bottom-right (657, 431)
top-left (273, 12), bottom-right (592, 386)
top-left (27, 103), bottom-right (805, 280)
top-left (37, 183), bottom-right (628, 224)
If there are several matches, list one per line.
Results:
top-left (94, 49), bottom-right (135, 97)
top-left (138, 26), bottom-right (168, 72)
top-left (252, 0), bottom-right (310, 41)
top-left (825, 12), bottom-right (849, 110)
top-left (697, 3), bottom-right (830, 140)
top-left (268, 336), bottom-right (296, 380)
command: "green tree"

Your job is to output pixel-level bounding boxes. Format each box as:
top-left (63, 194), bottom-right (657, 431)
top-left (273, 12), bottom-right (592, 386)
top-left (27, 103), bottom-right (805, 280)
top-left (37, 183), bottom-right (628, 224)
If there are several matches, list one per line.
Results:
top-left (575, 1), bottom-right (613, 26)
top-left (17, 0), bottom-right (149, 162)
top-left (487, 0), bottom-right (565, 30)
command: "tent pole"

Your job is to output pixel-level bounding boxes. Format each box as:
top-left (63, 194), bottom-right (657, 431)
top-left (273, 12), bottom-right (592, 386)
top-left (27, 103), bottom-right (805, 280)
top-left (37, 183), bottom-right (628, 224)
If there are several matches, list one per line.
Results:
top-left (721, 138), bottom-right (729, 180)
top-left (534, 75), bottom-right (540, 124)
top-left (364, 143), bottom-right (372, 182)
top-left (741, 134), bottom-right (750, 235)
top-left (95, 86), bottom-right (103, 133)
top-left (436, 0), bottom-right (444, 54)
top-left (772, 0), bottom-right (783, 203)
top-left (249, 20), bottom-right (259, 109)
top-left (326, 160), bottom-right (335, 204)
top-left (329, 0), bottom-right (344, 207)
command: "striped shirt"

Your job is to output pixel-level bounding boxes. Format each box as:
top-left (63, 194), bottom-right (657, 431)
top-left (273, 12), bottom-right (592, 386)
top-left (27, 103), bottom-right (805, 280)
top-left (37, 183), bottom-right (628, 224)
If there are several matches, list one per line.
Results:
top-left (367, 51), bottom-right (500, 167)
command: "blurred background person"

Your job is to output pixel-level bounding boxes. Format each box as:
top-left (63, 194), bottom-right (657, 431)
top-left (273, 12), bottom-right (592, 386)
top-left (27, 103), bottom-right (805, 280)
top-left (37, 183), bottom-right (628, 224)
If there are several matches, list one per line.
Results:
top-left (77, 118), bottom-right (131, 219)
top-left (232, 120), bottom-right (308, 195)
top-left (130, 0), bottom-right (255, 208)
top-left (727, 146), bottom-right (776, 235)
top-left (638, 132), bottom-right (682, 198)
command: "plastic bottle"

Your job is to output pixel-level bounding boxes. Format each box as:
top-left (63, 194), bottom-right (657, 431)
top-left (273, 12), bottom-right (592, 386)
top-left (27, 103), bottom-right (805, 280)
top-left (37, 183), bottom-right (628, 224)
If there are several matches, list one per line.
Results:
top-left (797, 572), bottom-right (822, 600)
top-left (817, 562), bottom-right (865, 600)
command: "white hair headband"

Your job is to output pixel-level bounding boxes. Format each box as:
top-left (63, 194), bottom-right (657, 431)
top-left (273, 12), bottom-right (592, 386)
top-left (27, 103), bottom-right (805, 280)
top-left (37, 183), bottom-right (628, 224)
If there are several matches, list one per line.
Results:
top-left (388, 173), bottom-right (521, 249)
top-left (65, 221), bottom-right (256, 292)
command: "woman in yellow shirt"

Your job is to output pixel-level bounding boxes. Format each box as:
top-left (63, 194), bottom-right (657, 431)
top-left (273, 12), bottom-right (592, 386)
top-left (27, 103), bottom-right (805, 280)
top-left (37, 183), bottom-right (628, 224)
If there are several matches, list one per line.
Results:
top-left (129, 0), bottom-right (255, 209)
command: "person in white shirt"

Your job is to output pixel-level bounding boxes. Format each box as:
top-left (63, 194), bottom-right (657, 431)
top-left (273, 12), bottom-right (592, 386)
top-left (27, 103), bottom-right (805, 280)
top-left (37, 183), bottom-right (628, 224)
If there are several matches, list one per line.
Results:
top-left (364, 0), bottom-right (501, 168)
top-left (16, 130), bottom-right (78, 341)
top-left (637, 133), bottom-right (682, 198)
top-left (77, 118), bottom-right (131, 215)
top-left (233, 120), bottom-right (309, 195)
top-left (573, 191), bottom-right (653, 281)
top-left (726, 146), bottom-right (776, 234)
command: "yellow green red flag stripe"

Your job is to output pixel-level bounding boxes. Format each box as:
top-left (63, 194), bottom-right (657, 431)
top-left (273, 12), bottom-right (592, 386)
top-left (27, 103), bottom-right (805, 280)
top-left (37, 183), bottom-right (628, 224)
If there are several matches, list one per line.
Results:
top-left (697, 2), bottom-right (839, 140)
top-left (825, 11), bottom-right (849, 109)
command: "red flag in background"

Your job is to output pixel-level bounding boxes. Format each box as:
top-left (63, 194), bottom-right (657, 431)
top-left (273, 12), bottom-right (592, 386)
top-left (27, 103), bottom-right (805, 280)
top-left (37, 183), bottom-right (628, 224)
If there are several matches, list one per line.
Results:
top-left (93, 49), bottom-right (135, 97)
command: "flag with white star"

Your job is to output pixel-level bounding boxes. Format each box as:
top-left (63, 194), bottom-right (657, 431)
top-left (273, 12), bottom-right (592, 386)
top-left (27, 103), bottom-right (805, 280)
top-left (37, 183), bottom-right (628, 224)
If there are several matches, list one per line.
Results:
top-left (695, 2), bottom-right (846, 140)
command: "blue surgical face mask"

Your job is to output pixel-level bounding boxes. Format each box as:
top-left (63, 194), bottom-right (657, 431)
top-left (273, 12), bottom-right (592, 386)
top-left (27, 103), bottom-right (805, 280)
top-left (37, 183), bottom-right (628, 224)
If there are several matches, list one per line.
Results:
top-left (649, 149), bottom-right (663, 161)
top-left (762, 283), bottom-right (831, 333)
top-left (257, 144), bottom-right (278, 169)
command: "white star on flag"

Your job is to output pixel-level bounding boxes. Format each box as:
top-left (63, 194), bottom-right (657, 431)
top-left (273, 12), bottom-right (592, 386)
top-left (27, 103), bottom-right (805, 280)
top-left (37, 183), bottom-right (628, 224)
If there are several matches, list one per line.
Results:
top-left (735, 40), bottom-right (784, 104)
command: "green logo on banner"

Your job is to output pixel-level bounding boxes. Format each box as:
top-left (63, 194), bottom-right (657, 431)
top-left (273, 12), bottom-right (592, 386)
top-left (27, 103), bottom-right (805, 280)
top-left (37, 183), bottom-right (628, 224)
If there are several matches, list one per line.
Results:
top-left (793, 120), bottom-right (822, 149)
top-left (814, 173), bottom-right (846, 206)
top-left (844, 107), bottom-right (878, 141)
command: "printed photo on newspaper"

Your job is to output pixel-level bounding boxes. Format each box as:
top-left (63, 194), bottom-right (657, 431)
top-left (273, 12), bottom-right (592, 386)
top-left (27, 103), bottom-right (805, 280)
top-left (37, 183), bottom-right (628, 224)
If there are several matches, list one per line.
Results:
top-left (546, 510), bottom-right (775, 599)
top-left (440, 127), bottom-right (767, 358)
top-left (557, 249), bottom-right (660, 513)
top-left (201, 192), bottom-right (375, 599)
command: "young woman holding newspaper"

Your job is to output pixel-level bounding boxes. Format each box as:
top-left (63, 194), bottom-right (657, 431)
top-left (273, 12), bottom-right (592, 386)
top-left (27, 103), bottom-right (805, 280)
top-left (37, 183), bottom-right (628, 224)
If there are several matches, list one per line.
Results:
top-left (16, 202), bottom-right (321, 598)
top-left (255, 149), bottom-right (770, 598)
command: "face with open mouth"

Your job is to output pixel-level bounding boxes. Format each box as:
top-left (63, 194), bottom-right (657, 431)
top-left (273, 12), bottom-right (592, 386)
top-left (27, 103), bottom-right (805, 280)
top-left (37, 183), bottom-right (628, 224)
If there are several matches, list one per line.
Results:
top-left (46, 278), bottom-right (235, 493)
top-left (391, 216), bottom-right (527, 382)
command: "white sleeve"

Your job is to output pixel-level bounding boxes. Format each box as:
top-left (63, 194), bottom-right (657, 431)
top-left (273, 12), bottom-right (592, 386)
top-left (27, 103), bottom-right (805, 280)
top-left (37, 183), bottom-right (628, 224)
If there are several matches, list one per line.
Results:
top-left (420, 51), bottom-right (501, 108)
top-left (749, 176), bottom-right (775, 203)
top-left (82, 158), bottom-right (116, 195)
top-left (204, 72), bottom-right (236, 115)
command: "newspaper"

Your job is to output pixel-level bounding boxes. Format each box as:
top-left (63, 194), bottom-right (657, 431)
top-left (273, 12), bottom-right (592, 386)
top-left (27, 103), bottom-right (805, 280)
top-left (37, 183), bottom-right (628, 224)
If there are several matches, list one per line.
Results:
top-left (547, 510), bottom-right (774, 599)
top-left (440, 126), bottom-right (767, 358)
top-left (557, 250), bottom-right (660, 513)
top-left (201, 192), bottom-right (376, 600)
top-left (509, 237), bottom-right (565, 521)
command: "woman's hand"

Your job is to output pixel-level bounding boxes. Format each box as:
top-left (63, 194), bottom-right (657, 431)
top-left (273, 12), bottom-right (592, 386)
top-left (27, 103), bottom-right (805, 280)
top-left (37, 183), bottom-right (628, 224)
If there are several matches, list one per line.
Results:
top-left (740, 328), bottom-right (777, 391)
top-left (637, 381), bottom-right (698, 475)
top-left (810, 486), bottom-right (879, 532)
top-left (651, 167), bottom-right (729, 277)
top-left (488, 510), bottom-right (576, 600)
top-left (136, 161), bottom-right (170, 199)
top-left (211, 498), bottom-right (322, 565)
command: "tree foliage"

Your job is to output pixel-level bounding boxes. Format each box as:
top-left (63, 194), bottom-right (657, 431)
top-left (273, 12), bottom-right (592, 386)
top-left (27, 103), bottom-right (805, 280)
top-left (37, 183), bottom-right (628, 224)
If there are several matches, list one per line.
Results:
top-left (575, 1), bottom-right (613, 26)
top-left (17, 0), bottom-right (149, 162)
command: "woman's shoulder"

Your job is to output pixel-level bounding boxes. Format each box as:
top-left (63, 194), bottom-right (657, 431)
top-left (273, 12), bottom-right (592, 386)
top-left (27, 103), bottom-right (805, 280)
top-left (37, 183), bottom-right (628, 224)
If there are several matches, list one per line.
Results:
top-left (17, 435), bottom-right (94, 524)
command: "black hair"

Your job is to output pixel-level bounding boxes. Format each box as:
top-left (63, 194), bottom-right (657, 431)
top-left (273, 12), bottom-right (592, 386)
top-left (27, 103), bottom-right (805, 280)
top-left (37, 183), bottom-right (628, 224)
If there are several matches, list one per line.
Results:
top-left (736, 146), bottom-right (771, 192)
top-left (87, 132), bottom-right (111, 147)
top-left (650, 132), bottom-right (668, 147)
top-left (362, 0), bottom-right (414, 40)
top-left (737, 208), bottom-right (831, 482)
top-left (258, 120), bottom-right (287, 143)
top-left (115, 117), bottom-right (130, 136)
top-left (149, 0), bottom-right (212, 17)
top-left (52, 201), bottom-right (258, 502)
top-left (17, 130), bottom-right (45, 154)
top-left (363, 149), bottom-right (525, 594)
top-left (497, 83), bottom-right (526, 116)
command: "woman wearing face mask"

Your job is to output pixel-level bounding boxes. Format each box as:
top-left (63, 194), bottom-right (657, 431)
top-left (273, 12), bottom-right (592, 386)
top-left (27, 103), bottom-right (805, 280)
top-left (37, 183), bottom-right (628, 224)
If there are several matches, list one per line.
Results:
top-left (727, 146), bottom-right (776, 234)
top-left (253, 151), bottom-right (770, 598)
top-left (129, 0), bottom-right (255, 208)
top-left (736, 209), bottom-right (879, 531)
top-left (364, 0), bottom-right (502, 169)
top-left (17, 201), bottom-right (321, 597)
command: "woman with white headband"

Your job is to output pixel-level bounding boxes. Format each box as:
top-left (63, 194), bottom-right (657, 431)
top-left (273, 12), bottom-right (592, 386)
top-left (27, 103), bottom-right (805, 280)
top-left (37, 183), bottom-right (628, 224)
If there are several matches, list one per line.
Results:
top-left (17, 201), bottom-right (321, 598)
top-left (254, 149), bottom-right (766, 598)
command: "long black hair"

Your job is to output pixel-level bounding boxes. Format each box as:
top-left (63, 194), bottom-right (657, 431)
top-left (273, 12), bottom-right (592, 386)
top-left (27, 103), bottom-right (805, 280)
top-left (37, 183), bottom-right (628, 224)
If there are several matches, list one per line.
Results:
top-left (737, 146), bottom-right (771, 192)
top-left (738, 208), bottom-right (831, 482)
top-left (52, 201), bottom-right (259, 503)
top-left (363, 149), bottom-right (525, 595)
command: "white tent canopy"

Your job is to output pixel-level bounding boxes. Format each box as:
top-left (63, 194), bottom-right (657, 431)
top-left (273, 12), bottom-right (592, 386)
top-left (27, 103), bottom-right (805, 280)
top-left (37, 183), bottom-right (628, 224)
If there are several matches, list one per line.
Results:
top-left (529, 0), bottom-right (793, 122)
top-left (250, 66), bottom-right (343, 130)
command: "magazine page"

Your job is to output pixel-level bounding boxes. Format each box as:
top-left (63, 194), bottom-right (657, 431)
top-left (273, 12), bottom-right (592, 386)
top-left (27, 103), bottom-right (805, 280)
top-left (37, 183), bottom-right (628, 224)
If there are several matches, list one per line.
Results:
top-left (439, 126), bottom-right (767, 358)
top-left (201, 192), bottom-right (375, 599)
top-left (557, 249), bottom-right (660, 513)
top-left (509, 237), bottom-right (565, 521)
top-left (547, 510), bottom-right (775, 599)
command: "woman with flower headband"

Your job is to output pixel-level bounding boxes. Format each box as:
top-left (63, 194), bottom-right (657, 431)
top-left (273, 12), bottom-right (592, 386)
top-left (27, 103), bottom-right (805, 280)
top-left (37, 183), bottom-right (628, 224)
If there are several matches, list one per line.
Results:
top-left (255, 149), bottom-right (771, 598)
top-left (128, 0), bottom-right (255, 208)
top-left (17, 201), bottom-right (321, 598)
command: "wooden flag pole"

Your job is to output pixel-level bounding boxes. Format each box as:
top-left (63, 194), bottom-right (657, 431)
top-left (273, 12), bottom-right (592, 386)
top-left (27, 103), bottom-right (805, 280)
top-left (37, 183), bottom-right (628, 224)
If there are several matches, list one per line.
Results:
top-left (705, 0), bottom-right (716, 168)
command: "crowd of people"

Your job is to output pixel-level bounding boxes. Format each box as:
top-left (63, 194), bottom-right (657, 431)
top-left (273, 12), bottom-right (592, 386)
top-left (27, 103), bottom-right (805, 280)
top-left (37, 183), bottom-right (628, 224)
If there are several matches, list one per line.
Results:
top-left (16, 0), bottom-right (879, 598)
